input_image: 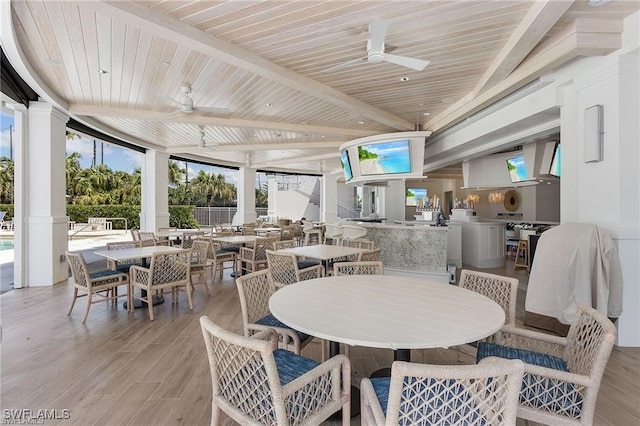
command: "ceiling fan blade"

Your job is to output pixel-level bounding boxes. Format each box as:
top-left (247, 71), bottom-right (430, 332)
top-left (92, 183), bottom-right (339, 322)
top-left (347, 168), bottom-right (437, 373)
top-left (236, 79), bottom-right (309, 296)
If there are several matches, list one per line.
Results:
top-left (196, 106), bottom-right (230, 114)
top-left (369, 19), bottom-right (390, 52)
top-left (325, 56), bottom-right (367, 73)
top-left (383, 53), bottom-right (430, 71)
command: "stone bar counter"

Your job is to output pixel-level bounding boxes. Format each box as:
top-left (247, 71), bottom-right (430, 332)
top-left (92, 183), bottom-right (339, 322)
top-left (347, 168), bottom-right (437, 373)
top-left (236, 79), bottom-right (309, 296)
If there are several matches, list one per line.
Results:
top-left (351, 222), bottom-right (449, 280)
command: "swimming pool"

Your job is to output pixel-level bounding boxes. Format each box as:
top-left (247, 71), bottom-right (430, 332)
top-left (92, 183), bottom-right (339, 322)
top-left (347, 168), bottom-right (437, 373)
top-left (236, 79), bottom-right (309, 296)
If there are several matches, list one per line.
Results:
top-left (0, 239), bottom-right (14, 251)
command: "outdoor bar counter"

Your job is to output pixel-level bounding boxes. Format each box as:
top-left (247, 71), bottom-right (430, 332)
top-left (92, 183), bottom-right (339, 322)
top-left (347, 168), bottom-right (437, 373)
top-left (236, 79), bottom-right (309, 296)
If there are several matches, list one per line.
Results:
top-left (351, 222), bottom-right (448, 280)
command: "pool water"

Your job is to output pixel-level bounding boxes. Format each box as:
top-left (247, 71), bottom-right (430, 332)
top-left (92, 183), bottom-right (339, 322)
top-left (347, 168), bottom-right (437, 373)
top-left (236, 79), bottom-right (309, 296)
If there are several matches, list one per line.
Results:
top-left (0, 240), bottom-right (14, 251)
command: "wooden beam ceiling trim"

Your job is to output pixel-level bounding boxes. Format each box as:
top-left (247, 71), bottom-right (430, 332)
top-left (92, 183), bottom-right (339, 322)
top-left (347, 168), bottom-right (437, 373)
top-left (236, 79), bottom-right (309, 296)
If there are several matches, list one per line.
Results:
top-left (94, 1), bottom-right (415, 131)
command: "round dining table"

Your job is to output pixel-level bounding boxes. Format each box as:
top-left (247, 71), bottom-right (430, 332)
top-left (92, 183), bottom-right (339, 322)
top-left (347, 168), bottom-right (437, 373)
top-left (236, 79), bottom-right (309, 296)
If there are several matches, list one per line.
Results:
top-left (269, 274), bottom-right (505, 358)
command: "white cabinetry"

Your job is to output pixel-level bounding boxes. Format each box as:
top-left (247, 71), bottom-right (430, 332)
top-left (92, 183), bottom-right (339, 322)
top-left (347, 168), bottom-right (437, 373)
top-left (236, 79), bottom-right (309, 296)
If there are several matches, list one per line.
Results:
top-left (447, 223), bottom-right (462, 267)
top-left (459, 222), bottom-right (506, 268)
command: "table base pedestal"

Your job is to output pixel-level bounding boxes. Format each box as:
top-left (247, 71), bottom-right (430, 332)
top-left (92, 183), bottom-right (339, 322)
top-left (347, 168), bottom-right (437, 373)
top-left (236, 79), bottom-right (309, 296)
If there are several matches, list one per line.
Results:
top-left (123, 294), bottom-right (164, 309)
top-left (370, 349), bottom-right (411, 378)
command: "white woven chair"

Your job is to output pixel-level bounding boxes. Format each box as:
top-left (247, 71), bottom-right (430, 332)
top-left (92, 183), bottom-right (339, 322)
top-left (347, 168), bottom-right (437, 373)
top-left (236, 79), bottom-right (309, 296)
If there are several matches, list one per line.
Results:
top-left (323, 223), bottom-right (343, 245)
top-left (459, 269), bottom-right (519, 329)
top-left (208, 241), bottom-right (237, 279)
top-left (235, 269), bottom-right (315, 355)
top-left (189, 239), bottom-right (212, 295)
top-left (333, 261), bottom-right (384, 276)
top-left (200, 316), bottom-right (351, 425)
top-left (302, 220), bottom-right (322, 245)
top-left (476, 304), bottom-right (617, 425)
top-left (361, 358), bottom-right (524, 426)
top-left (266, 249), bottom-right (324, 288)
top-left (272, 239), bottom-right (297, 250)
top-left (341, 224), bottom-right (367, 241)
top-left (129, 248), bottom-right (192, 321)
top-left (105, 240), bottom-right (142, 273)
top-left (358, 247), bottom-right (382, 261)
top-left (342, 238), bottom-right (375, 249)
top-left (66, 251), bottom-right (129, 323)
top-left (238, 237), bottom-right (278, 274)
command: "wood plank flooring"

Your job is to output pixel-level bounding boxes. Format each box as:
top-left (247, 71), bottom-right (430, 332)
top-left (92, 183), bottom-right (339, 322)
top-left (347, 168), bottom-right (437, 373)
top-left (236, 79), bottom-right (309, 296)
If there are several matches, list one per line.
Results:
top-left (1, 258), bottom-right (638, 425)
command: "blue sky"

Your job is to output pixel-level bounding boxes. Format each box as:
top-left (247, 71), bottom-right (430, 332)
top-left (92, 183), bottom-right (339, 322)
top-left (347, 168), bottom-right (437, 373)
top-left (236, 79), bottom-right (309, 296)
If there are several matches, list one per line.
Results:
top-left (1, 111), bottom-right (244, 186)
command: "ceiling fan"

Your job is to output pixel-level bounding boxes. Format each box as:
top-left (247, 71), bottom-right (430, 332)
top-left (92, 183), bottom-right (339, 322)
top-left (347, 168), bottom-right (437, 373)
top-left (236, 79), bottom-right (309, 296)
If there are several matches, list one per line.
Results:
top-left (168, 85), bottom-right (229, 115)
top-left (326, 19), bottom-right (430, 73)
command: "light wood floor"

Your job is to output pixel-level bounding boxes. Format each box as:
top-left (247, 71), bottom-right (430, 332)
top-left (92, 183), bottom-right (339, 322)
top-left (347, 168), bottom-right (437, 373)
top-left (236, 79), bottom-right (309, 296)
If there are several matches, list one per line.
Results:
top-left (1, 259), bottom-right (638, 425)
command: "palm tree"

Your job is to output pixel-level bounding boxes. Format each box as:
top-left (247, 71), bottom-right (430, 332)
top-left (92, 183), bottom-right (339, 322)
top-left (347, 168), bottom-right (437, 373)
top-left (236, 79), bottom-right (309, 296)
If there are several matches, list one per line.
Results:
top-left (0, 157), bottom-right (14, 204)
top-left (190, 171), bottom-right (227, 207)
top-left (168, 160), bottom-right (185, 186)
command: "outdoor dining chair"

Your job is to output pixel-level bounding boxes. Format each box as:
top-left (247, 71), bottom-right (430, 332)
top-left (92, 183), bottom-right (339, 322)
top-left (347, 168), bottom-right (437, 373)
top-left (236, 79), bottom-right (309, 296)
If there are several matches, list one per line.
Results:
top-left (189, 239), bottom-right (212, 295)
top-left (265, 249), bottom-right (324, 288)
top-left (476, 304), bottom-right (617, 425)
top-left (105, 240), bottom-right (142, 273)
top-left (66, 251), bottom-right (130, 323)
top-left (333, 261), bottom-right (384, 276)
top-left (199, 315), bottom-right (351, 425)
top-left (235, 269), bottom-right (315, 355)
top-left (361, 358), bottom-right (524, 425)
top-left (129, 248), bottom-right (192, 321)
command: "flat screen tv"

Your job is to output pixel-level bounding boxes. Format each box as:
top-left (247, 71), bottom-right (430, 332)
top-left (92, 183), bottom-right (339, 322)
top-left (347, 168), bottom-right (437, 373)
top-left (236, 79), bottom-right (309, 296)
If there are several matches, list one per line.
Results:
top-left (358, 140), bottom-right (411, 175)
top-left (340, 149), bottom-right (353, 181)
top-left (406, 188), bottom-right (427, 206)
top-left (506, 155), bottom-right (527, 183)
top-left (549, 143), bottom-right (561, 177)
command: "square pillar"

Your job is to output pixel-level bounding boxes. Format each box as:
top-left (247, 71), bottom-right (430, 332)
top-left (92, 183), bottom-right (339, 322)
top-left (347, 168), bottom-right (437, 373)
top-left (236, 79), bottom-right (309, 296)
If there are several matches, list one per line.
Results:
top-left (267, 174), bottom-right (277, 221)
top-left (26, 102), bottom-right (69, 286)
top-left (140, 150), bottom-right (170, 231)
top-left (320, 174), bottom-right (339, 223)
top-left (233, 166), bottom-right (257, 225)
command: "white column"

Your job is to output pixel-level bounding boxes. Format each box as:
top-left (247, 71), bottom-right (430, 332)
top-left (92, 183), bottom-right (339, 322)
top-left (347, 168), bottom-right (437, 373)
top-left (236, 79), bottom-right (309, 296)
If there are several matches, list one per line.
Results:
top-left (562, 52), bottom-right (640, 346)
top-left (320, 174), bottom-right (339, 223)
top-left (267, 174), bottom-right (277, 221)
top-left (11, 104), bottom-right (27, 289)
top-left (233, 166), bottom-right (257, 225)
top-left (26, 102), bottom-right (69, 286)
top-left (140, 150), bottom-right (170, 231)
top-left (381, 180), bottom-right (406, 222)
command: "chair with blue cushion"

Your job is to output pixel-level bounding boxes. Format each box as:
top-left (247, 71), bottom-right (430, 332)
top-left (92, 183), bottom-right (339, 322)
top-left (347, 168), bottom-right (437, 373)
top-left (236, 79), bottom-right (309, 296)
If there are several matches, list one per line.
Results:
top-left (235, 269), bottom-right (316, 355)
top-left (66, 250), bottom-right (130, 323)
top-left (265, 249), bottom-right (324, 288)
top-left (476, 304), bottom-right (617, 425)
top-left (360, 358), bottom-right (524, 425)
top-left (199, 315), bottom-right (351, 425)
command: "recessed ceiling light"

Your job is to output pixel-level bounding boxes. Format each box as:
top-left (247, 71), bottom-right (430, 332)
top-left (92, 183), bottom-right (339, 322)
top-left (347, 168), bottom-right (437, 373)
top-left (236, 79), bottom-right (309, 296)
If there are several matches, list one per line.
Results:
top-left (418, 103), bottom-right (425, 106)
top-left (98, 68), bottom-right (108, 74)
top-left (161, 61), bottom-right (170, 66)
top-left (357, 121), bottom-right (364, 124)
top-left (400, 76), bottom-right (409, 82)
top-left (266, 102), bottom-right (273, 107)
top-left (423, 112), bottom-right (430, 116)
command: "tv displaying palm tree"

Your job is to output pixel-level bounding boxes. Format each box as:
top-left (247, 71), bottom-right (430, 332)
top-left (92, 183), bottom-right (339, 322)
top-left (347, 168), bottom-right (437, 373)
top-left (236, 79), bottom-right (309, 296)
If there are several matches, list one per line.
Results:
top-left (358, 140), bottom-right (411, 175)
top-left (406, 188), bottom-right (427, 206)
top-left (506, 155), bottom-right (527, 182)
top-left (340, 149), bottom-right (353, 181)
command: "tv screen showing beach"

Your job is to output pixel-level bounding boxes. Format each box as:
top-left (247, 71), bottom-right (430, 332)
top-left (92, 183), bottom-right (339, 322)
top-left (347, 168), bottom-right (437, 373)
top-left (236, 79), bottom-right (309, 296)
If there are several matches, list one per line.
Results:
top-left (406, 188), bottom-right (427, 206)
top-left (358, 140), bottom-right (411, 175)
top-left (549, 144), bottom-right (561, 177)
top-left (506, 155), bottom-right (527, 182)
top-left (340, 149), bottom-right (353, 181)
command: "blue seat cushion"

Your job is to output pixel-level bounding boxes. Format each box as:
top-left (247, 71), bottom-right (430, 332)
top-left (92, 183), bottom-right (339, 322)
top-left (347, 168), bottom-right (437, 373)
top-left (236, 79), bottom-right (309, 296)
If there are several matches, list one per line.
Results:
top-left (218, 246), bottom-right (240, 253)
top-left (297, 260), bottom-right (320, 269)
top-left (476, 342), bottom-right (567, 371)
top-left (476, 342), bottom-right (582, 417)
top-left (369, 376), bottom-right (486, 423)
top-left (90, 270), bottom-right (126, 280)
top-left (256, 314), bottom-right (311, 342)
top-left (273, 349), bottom-right (319, 386)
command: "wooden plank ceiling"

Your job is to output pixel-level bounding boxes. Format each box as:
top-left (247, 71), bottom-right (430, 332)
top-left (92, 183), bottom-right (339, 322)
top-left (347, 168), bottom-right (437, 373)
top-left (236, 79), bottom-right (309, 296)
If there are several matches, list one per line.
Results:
top-left (6, 0), bottom-right (638, 175)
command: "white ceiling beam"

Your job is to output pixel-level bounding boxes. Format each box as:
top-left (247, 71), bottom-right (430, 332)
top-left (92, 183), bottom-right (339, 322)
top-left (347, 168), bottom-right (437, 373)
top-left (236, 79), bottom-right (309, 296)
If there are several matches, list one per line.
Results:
top-left (165, 141), bottom-right (343, 154)
top-left (425, 18), bottom-right (622, 133)
top-left (252, 152), bottom-right (339, 169)
top-left (473, 0), bottom-right (574, 96)
top-left (69, 105), bottom-right (377, 138)
top-left (94, 1), bottom-right (414, 131)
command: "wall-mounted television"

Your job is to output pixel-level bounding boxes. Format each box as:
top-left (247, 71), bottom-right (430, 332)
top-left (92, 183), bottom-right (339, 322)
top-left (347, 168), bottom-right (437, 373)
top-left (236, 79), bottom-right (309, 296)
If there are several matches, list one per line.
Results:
top-left (406, 188), bottom-right (427, 206)
top-left (340, 149), bottom-right (353, 181)
top-left (506, 155), bottom-right (527, 183)
top-left (358, 140), bottom-right (411, 175)
top-left (549, 143), bottom-right (561, 177)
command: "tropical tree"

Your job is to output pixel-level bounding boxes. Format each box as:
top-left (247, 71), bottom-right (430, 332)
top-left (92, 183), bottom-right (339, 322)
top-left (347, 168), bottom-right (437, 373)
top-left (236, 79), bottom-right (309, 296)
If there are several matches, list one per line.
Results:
top-left (0, 157), bottom-right (14, 203)
top-left (168, 160), bottom-right (185, 186)
top-left (190, 171), bottom-right (229, 207)
top-left (255, 183), bottom-right (268, 207)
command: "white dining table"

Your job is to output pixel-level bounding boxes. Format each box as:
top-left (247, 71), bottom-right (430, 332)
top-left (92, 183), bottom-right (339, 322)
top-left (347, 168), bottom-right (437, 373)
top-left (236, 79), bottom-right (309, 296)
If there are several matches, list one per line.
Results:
top-left (278, 244), bottom-right (368, 272)
top-left (94, 245), bottom-right (183, 308)
top-left (269, 275), bottom-right (505, 357)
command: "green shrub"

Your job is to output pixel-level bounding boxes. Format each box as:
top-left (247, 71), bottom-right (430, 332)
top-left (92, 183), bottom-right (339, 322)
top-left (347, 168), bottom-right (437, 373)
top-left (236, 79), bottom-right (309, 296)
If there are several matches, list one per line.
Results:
top-left (169, 205), bottom-right (199, 228)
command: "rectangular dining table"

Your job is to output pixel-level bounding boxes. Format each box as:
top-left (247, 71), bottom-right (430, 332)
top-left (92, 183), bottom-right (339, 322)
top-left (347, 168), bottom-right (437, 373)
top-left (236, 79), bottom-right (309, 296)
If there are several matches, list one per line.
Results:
top-left (94, 245), bottom-right (183, 308)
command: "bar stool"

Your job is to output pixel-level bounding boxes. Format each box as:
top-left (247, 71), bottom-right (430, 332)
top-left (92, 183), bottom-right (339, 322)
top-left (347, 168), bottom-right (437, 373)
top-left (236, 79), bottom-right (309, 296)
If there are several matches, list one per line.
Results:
top-left (514, 239), bottom-right (529, 270)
